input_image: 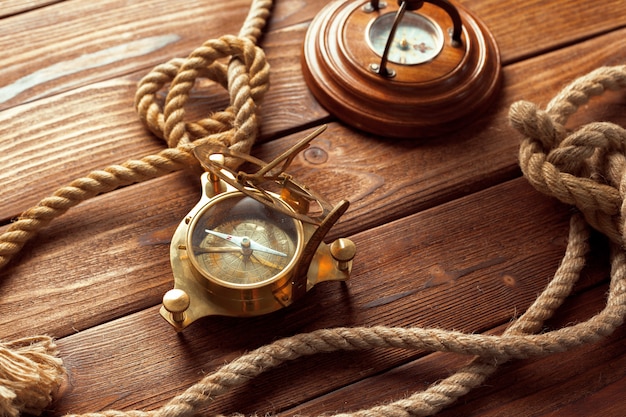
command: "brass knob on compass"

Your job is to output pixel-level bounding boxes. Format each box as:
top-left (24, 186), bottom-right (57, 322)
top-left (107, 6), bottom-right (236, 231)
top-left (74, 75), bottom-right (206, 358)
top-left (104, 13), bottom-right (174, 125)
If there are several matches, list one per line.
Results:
top-left (331, 238), bottom-right (357, 271)
top-left (162, 289), bottom-right (190, 324)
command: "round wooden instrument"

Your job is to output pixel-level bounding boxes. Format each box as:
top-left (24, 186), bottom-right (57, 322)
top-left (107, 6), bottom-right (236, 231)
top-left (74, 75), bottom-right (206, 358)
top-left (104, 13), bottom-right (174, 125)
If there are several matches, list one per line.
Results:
top-left (302, 0), bottom-right (502, 138)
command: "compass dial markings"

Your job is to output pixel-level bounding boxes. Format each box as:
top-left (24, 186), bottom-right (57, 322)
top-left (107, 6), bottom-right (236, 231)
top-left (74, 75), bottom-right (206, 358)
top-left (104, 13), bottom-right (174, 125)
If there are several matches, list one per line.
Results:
top-left (188, 195), bottom-right (301, 287)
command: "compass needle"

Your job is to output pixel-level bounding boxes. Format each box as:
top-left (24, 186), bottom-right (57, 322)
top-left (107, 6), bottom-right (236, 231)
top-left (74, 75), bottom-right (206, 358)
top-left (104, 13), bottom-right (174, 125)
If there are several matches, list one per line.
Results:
top-left (205, 228), bottom-right (287, 257)
top-left (248, 240), bottom-right (287, 257)
top-left (205, 229), bottom-right (241, 245)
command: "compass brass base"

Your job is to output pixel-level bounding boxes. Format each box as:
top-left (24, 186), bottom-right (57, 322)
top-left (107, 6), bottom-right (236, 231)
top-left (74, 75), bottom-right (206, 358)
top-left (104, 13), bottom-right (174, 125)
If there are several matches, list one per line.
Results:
top-left (160, 130), bottom-right (356, 331)
top-left (160, 183), bottom-right (353, 331)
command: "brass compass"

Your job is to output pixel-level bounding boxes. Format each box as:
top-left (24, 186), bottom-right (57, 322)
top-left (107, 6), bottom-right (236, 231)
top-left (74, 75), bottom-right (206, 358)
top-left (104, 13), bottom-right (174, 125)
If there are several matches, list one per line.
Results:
top-left (302, 0), bottom-right (502, 138)
top-left (160, 126), bottom-right (356, 330)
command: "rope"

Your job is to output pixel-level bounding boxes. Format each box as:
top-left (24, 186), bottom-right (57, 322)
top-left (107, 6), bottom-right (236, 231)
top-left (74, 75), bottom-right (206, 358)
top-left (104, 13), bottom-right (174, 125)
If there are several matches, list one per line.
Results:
top-left (512, 65), bottom-right (626, 245)
top-left (0, 0), bottom-right (272, 270)
top-left (0, 1), bottom-right (272, 415)
top-left (0, 2), bottom-right (625, 415)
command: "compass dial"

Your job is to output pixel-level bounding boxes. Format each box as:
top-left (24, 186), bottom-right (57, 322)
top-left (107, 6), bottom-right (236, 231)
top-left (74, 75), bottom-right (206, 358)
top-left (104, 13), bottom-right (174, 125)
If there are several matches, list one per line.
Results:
top-left (368, 11), bottom-right (444, 65)
top-left (187, 192), bottom-right (302, 288)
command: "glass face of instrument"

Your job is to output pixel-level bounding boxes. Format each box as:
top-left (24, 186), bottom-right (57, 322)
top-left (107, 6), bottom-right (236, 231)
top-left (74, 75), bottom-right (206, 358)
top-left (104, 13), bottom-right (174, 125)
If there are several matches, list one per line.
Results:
top-left (367, 11), bottom-right (444, 65)
top-left (187, 193), bottom-right (301, 288)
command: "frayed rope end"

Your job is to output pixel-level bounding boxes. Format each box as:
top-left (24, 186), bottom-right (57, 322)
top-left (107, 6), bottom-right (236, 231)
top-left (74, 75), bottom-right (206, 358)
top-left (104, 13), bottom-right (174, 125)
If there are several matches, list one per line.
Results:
top-left (0, 336), bottom-right (65, 417)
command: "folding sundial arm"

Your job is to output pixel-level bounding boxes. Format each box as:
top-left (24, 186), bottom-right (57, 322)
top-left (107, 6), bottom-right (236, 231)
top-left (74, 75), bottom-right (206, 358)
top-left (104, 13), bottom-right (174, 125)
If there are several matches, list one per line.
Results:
top-left (192, 125), bottom-right (336, 225)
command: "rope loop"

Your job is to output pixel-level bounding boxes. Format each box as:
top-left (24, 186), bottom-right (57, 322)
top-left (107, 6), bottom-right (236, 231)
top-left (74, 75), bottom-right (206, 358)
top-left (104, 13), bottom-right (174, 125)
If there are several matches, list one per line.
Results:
top-left (135, 34), bottom-right (270, 162)
top-left (511, 65), bottom-right (626, 245)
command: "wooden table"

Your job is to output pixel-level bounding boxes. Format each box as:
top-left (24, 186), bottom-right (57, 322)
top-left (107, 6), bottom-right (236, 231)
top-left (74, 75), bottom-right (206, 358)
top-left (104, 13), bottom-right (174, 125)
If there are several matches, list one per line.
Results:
top-left (1, 0), bottom-right (625, 415)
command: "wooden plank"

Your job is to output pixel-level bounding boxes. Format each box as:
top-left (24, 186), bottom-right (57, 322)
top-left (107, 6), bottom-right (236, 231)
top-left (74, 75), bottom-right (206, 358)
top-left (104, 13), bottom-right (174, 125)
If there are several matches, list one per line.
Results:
top-left (0, 78), bottom-right (171, 222)
top-left (0, 171), bottom-right (194, 340)
top-left (1, 0), bottom-right (623, 109)
top-left (40, 177), bottom-right (608, 415)
top-left (0, 0), bottom-right (61, 18)
top-left (3, 26), bottom-right (626, 223)
top-left (0, 0), bottom-right (257, 110)
top-left (541, 376), bottom-right (626, 417)
top-left (285, 285), bottom-right (623, 417)
top-left (463, 0), bottom-right (626, 63)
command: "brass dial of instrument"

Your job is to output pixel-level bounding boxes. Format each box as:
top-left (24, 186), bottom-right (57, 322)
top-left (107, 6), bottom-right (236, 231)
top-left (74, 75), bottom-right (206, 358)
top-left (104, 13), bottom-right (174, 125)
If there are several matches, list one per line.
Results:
top-left (302, 0), bottom-right (502, 138)
top-left (188, 193), bottom-right (302, 288)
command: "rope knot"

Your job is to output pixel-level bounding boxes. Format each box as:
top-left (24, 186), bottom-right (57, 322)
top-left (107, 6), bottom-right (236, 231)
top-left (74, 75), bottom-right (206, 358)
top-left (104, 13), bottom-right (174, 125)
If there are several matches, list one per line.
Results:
top-left (511, 65), bottom-right (626, 245)
top-left (134, 34), bottom-right (270, 166)
top-left (509, 100), bottom-right (566, 150)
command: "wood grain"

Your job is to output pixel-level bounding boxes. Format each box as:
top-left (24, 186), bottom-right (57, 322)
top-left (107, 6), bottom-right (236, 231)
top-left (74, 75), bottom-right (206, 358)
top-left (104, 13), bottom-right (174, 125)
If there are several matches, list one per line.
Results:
top-left (46, 178), bottom-right (600, 415)
top-left (0, 0), bottom-right (624, 416)
top-left (462, 0), bottom-right (626, 63)
top-left (3, 25), bottom-right (625, 223)
top-left (0, 0), bottom-right (60, 18)
top-left (0, 0), bottom-right (251, 109)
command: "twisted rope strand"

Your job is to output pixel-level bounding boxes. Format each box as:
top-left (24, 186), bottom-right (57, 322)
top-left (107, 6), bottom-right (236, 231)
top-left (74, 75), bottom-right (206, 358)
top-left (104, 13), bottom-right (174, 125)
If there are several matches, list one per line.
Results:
top-left (238, 0), bottom-right (272, 44)
top-left (546, 65), bottom-right (626, 125)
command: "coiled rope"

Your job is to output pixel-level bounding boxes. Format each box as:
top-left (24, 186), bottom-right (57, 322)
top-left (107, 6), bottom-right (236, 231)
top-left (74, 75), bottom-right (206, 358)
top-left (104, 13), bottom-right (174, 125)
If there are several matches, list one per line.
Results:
top-left (0, 2), bottom-right (625, 416)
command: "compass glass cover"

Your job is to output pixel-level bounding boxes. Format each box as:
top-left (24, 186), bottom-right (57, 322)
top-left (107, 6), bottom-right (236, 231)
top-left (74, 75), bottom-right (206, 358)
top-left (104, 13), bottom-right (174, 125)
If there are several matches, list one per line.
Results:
top-left (188, 192), bottom-right (301, 288)
top-left (368, 11), bottom-right (444, 65)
